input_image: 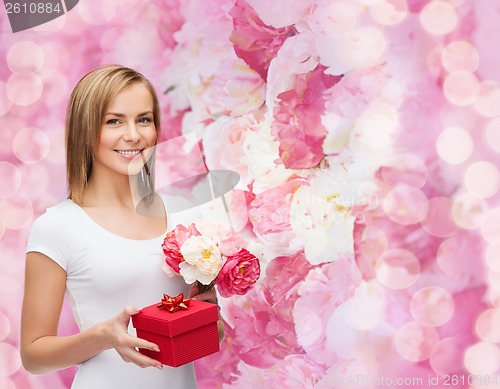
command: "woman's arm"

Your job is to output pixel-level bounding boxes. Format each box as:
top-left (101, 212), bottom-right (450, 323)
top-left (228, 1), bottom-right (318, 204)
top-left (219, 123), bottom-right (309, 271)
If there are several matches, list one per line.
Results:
top-left (20, 252), bottom-right (163, 373)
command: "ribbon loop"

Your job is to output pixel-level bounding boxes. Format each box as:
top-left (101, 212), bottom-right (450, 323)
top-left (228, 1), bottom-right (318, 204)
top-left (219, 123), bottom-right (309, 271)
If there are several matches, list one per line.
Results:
top-left (157, 293), bottom-right (191, 313)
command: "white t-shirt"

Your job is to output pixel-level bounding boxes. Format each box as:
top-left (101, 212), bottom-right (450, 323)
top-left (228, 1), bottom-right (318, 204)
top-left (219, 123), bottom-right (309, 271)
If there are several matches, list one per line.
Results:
top-left (26, 196), bottom-right (198, 389)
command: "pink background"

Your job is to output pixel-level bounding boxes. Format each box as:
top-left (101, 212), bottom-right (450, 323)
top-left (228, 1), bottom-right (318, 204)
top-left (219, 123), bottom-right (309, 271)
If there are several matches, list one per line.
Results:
top-left (1, 0), bottom-right (500, 388)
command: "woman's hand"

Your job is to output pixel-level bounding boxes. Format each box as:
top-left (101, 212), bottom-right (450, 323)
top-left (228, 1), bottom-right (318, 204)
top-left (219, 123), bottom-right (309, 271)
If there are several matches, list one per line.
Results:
top-left (187, 283), bottom-right (217, 304)
top-left (98, 305), bottom-right (163, 369)
top-left (21, 253), bottom-right (163, 373)
top-left (188, 283), bottom-right (225, 342)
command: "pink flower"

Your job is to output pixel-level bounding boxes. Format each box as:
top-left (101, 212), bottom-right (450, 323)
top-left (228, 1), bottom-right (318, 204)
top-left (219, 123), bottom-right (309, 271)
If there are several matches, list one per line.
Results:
top-left (224, 286), bottom-right (302, 367)
top-left (162, 0), bottom-right (235, 116)
top-left (220, 253), bottom-right (310, 368)
top-left (162, 221), bottom-right (262, 292)
top-left (265, 251), bottom-right (313, 303)
top-left (223, 189), bottom-right (255, 232)
top-left (217, 248), bottom-right (260, 297)
top-left (266, 32), bottom-right (319, 111)
top-left (267, 355), bottom-right (326, 388)
top-left (248, 177), bottom-right (305, 255)
top-left (203, 114), bottom-right (261, 190)
top-left (323, 65), bottom-right (389, 122)
top-left (218, 233), bottom-right (247, 257)
top-left (194, 336), bottom-right (241, 388)
top-left (229, 0), bottom-right (296, 80)
top-left (200, 58), bottom-right (266, 117)
top-left (162, 223), bottom-right (200, 273)
top-left (293, 257), bottom-right (362, 366)
top-left (195, 221), bottom-right (247, 256)
top-left (272, 64), bottom-right (342, 169)
top-left (223, 355), bottom-right (326, 388)
top-left (246, 0), bottom-right (312, 28)
top-left (99, 1), bottom-right (183, 85)
top-left (242, 117), bottom-right (295, 193)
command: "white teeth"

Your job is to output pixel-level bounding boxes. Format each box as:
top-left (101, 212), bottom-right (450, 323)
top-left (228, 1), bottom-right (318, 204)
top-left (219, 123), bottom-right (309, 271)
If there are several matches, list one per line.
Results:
top-left (117, 150), bottom-right (141, 156)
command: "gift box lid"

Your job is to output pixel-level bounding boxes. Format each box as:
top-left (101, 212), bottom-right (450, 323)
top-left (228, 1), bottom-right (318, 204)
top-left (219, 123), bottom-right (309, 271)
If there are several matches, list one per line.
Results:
top-left (132, 299), bottom-right (218, 337)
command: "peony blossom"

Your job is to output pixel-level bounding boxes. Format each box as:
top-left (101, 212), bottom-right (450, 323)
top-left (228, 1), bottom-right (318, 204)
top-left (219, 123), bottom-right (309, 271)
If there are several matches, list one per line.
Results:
top-left (217, 248), bottom-right (260, 297)
top-left (248, 176), bottom-right (305, 255)
top-left (222, 189), bottom-right (254, 233)
top-left (296, 1), bottom-right (386, 75)
top-left (194, 336), bottom-right (241, 388)
top-left (264, 251), bottom-right (313, 304)
top-left (162, 0), bottom-right (235, 116)
top-left (321, 65), bottom-right (392, 158)
top-left (246, 0), bottom-right (312, 28)
top-left (200, 58), bottom-right (266, 117)
top-left (271, 64), bottom-right (342, 169)
top-left (222, 355), bottom-right (325, 388)
top-left (290, 166), bottom-right (358, 265)
top-left (203, 114), bottom-right (260, 191)
top-left (266, 32), bottom-right (319, 111)
top-left (194, 221), bottom-right (247, 256)
top-left (223, 286), bottom-right (302, 367)
top-left (293, 258), bottom-right (362, 366)
top-left (242, 114), bottom-right (296, 193)
top-left (163, 221), bottom-right (261, 294)
top-left (218, 254), bottom-right (308, 366)
top-left (229, 0), bottom-right (296, 80)
top-left (179, 235), bottom-right (224, 285)
top-left (162, 223), bottom-right (201, 273)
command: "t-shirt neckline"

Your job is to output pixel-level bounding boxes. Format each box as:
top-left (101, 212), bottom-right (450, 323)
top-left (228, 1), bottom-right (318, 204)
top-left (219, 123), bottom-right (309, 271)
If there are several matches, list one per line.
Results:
top-left (67, 196), bottom-right (168, 242)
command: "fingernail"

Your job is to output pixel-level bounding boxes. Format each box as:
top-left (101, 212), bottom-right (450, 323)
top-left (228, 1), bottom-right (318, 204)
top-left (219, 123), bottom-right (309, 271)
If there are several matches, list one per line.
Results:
top-left (153, 346), bottom-right (160, 352)
top-left (156, 364), bottom-right (163, 370)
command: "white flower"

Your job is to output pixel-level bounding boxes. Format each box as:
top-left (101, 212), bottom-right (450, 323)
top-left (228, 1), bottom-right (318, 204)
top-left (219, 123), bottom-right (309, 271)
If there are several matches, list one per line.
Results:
top-left (179, 235), bottom-right (224, 284)
top-left (290, 166), bottom-right (360, 265)
top-left (242, 115), bottom-right (296, 193)
top-left (290, 186), bottom-right (355, 265)
top-left (266, 33), bottom-right (318, 111)
top-left (200, 58), bottom-right (266, 117)
top-left (321, 112), bottom-right (352, 155)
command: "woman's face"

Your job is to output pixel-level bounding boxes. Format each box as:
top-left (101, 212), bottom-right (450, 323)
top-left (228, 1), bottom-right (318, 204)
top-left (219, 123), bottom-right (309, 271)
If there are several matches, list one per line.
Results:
top-left (94, 82), bottom-right (157, 177)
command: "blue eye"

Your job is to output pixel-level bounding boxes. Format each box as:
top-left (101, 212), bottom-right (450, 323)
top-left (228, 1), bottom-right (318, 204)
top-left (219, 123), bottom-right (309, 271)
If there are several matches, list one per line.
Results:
top-left (138, 117), bottom-right (152, 124)
top-left (106, 119), bottom-right (120, 125)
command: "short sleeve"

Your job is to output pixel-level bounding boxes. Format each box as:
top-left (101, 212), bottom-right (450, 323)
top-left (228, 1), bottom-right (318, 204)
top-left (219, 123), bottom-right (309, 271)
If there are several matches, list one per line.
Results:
top-left (26, 207), bottom-right (71, 272)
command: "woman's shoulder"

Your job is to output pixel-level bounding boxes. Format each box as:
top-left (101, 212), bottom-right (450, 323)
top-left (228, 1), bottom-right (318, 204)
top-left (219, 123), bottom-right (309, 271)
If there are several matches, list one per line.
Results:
top-left (27, 199), bottom-right (82, 255)
top-left (32, 199), bottom-right (80, 229)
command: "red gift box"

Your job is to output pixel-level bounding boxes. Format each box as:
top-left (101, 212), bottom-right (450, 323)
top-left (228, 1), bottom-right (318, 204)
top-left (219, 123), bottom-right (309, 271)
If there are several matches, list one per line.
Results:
top-left (132, 299), bottom-right (220, 367)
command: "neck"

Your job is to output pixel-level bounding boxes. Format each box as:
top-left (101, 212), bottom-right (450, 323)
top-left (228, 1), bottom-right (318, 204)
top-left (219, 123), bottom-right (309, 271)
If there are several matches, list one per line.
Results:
top-left (83, 168), bottom-right (145, 209)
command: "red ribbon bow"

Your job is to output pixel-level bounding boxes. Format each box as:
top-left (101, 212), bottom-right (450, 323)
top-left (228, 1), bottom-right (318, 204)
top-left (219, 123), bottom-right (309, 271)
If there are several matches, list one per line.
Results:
top-left (157, 293), bottom-right (191, 313)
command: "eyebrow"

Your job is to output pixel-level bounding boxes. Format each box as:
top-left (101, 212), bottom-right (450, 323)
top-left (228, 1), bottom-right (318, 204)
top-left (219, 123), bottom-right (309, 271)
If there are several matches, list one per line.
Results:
top-left (106, 111), bottom-right (153, 117)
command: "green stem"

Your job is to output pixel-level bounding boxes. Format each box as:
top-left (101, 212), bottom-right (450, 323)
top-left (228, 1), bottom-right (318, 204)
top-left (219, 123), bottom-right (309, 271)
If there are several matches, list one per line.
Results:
top-left (196, 280), bottom-right (214, 295)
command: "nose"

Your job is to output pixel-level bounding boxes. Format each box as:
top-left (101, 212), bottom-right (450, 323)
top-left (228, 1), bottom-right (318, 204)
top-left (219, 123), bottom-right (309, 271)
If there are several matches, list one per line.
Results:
top-left (123, 122), bottom-right (141, 142)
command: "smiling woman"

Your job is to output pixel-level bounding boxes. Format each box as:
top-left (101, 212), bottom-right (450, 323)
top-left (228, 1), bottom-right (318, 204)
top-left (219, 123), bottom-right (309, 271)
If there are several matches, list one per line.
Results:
top-left (94, 83), bottom-right (157, 181)
top-left (19, 65), bottom-right (218, 389)
top-left (64, 65), bottom-right (161, 206)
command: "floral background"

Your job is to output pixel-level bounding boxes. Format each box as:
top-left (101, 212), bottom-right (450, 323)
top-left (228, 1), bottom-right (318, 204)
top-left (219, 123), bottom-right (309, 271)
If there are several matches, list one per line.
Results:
top-left (1, 0), bottom-right (500, 388)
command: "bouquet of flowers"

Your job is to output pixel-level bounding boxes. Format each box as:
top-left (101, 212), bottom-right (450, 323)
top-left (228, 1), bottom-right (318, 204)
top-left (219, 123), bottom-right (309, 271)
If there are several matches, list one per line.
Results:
top-left (161, 222), bottom-right (261, 297)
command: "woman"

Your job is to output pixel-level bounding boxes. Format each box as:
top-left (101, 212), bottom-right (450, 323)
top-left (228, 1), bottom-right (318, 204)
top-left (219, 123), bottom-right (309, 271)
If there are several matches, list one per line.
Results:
top-left (20, 65), bottom-right (219, 388)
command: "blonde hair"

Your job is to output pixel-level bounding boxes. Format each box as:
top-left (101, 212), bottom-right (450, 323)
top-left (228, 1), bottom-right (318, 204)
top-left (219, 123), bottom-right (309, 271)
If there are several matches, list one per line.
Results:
top-left (65, 64), bottom-right (161, 204)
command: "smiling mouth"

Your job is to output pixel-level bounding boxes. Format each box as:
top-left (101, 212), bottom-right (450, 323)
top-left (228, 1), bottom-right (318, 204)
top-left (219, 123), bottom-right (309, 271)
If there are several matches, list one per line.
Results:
top-left (115, 149), bottom-right (143, 156)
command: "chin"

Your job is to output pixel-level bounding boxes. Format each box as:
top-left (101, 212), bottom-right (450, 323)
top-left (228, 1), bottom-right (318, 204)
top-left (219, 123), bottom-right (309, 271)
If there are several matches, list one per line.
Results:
top-left (127, 157), bottom-right (149, 176)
